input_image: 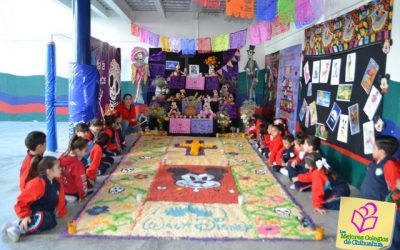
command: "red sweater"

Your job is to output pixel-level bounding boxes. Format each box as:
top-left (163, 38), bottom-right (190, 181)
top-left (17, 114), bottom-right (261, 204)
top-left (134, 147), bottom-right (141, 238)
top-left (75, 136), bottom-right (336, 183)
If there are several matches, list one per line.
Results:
top-left (115, 103), bottom-right (138, 126)
top-left (104, 127), bottom-right (120, 151)
top-left (383, 158), bottom-right (400, 191)
top-left (263, 134), bottom-right (272, 149)
top-left (19, 151), bottom-right (35, 191)
top-left (60, 154), bottom-right (87, 199)
top-left (14, 177), bottom-right (66, 218)
top-left (311, 169), bottom-right (329, 209)
top-left (298, 169), bottom-right (313, 183)
top-left (294, 149), bottom-right (305, 165)
top-left (86, 144), bottom-right (103, 181)
top-left (268, 135), bottom-right (283, 165)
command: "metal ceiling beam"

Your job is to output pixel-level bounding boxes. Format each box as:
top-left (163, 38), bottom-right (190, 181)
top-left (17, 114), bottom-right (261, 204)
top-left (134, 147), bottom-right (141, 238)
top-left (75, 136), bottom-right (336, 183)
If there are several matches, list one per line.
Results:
top-left (103, 0), bottom-right (134, 23)
top-left (190, 1), bottom-right (202, 20)
top-left (153, 0), bottom-right (166, 18)
top-left (91, 0), bottom-right (109, 18)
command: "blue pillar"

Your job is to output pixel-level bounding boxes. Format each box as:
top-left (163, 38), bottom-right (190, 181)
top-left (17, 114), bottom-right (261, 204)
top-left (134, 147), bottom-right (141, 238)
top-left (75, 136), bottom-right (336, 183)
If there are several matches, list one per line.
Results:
top-left (45, 41), bottom-right (57, 152)
top-left (72, 0), bottom-right (91, 65)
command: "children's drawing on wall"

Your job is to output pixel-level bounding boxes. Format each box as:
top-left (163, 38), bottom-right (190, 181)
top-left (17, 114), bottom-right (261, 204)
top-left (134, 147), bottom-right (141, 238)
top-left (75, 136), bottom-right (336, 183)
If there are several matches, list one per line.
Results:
top-left (305, 105), bottom-right (310, 128)
top-left (299, 99), bottom-right (307, 121)
top-left (345, 53), bottom-right (356, 82)
top-left (319, 59), bottom-right (331, 83)
top-left (312, 61), bottom-right (320, 83)
top-left (348, 103), bottom-right (360, 135)
top-left (309, 101), bottom-right (318, 126)
top-left (326, 102), bottom-right (341, 131)
top-left (361, 58), bottom-right (380, 94)
top-left (307, 82), bottom-right (312, 96)
top-left (363, 86), bottom-right (382, 120)
top-left (337, 114), bottom-right (349, 143)
top-left (336, 84), bottom-right (353, 102)
top-left (330, 58), bottom-right (341, 85)
top-left (363, 121), bottom-right (375, 154)
top-left (315, 123), bottom-right (328, 140)
top-left (303, 61), bottom-right (310, 84)
top-left (316, 90), bottom-right (331, 107)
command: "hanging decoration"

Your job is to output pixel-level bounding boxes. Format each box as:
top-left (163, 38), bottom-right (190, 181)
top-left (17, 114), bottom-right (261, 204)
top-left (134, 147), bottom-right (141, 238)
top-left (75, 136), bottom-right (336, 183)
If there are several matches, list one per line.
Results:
top-left (304, 0), bottom-right (394, 55)
top-left (271, 19), bottom-right (290, 36)
top-left (148, 31), bottom-right (160, 47)
top-left (256, 0), bottom-right (277, 21)
top-left (160, 35), bottom-right (170, 52)
top-left (229, 29), bottom-right (247, 49)
top-left (226, 0), bottom-right (254, 20)
top-left (181, 38), bottom-right (196, 55)
top-left (212, 34), bottom-right (230, 52)
top-left (249, 21), bottom-right (272, 45)
top-left (169, 38), bottom-right (181, 53)
top-left (295, 0), bottom-right (315, 28)
top-left (131, 23), bottom-right (140, 37)
top-left (139, 28), bottom-right (149, 43)
top-left (131, 47), bottom-right (149, 104)
top-left (197, 37), bottom-right (212, 53)
top-left (277, 0), bottom-right (296, 23)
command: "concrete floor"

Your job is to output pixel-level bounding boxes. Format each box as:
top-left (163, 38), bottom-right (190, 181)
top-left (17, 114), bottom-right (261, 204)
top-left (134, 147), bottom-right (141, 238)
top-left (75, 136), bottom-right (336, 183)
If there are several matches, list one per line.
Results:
top-left (0, 122), bottom-right (359, 250)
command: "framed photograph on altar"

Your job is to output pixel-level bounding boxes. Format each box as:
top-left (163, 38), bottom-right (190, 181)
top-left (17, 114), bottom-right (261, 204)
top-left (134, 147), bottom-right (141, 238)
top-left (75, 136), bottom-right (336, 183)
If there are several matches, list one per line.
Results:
top-left (189, 65), bottom-right (200, 76)
top-left (166, 60), bottom-right (180, 70)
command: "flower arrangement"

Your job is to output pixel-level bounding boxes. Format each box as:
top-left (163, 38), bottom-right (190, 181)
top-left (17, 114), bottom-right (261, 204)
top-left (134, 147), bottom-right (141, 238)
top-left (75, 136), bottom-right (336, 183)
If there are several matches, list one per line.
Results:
top-left (216, 110), bottom-right (231, 132)
top-left (240, 100), bottom-right (256, 127)
top-left (148, 103), bottom-right (168, 129)
top-left (204, 56), bottom-right (220, 67)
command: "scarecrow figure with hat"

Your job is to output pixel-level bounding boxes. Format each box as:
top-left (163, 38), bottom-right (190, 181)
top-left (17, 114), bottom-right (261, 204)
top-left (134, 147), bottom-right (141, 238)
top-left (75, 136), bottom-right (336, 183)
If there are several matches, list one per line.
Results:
top-left (244, 45), bottom-right (259, 102)
top-left (131, 47), bottom-right (149, 104)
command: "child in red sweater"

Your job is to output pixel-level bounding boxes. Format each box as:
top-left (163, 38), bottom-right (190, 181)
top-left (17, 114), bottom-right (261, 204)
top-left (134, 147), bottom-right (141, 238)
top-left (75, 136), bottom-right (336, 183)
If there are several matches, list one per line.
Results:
top-left (267, 124), bottom-right (284, 166)
top-left (302, 152), bottom-right (350, 215)
top-left (19, 131), bottom-right (46, 191)
top-left (2, 156), bottom-right (66, 242)
top-left (273, 134), bottom-right (296, 173)
top-left (103, 115), bottom-right (122, 156)
top-left (86, 132), bottom-right (114, 184)
top-left (60, 136), bottom-right (88, 203)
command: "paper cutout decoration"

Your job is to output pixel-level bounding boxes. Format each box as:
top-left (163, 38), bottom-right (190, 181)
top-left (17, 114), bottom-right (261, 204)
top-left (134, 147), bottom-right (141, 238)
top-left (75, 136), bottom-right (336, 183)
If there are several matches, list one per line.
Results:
top-left (295, 0), bottom-right (316, 28)
top-left (299, 99), bottom-right (307, 121)
top-left (131, 23), bottom-right (140, 37)
top-left (363, 86), bottom-right (382, 121)
top-left (148, 31), bottom-right (159, 47)
top-left (337, 114), bottom-right (349, 143)
top-left (315, 123), bottom-right (328, 140)
top-left (256, 0), bottom-right (277, 21)
top-left (361, 58), bottom-right (380, 94)
top-left (249, 22), bottom-right (272, 45)
top-left (271, 19), bottom-right (290, 36)
top-left (160, 36), bottom-right (170, 52)
top-left (348, 103), bottom-right (360, 135)
top-left (139, 28), bottom-right (149, 43)
top-left (197, 37), bottom-right (212, 54)
top-left (337, 84), bottom-right (353, 102)
top-left (330, 58), bottom-right (341, 85)
top-left (212, 34), bottom-right (229, 52)
top-left (277, 0), bottom-right (295, 22)
top-left (312, 61), bottom-right (320, 83)
top-left (316, 90), bottom-right (331, 107)
top-left (169, 38), bottom-right (181, 53)
top-left (345, 53), bottom-right (356, 82)
top-left (309, 101), bottom-right (318, 126)
top-left (169, 118), bottom-right (191, 134)
top-left (191, 118), bottom-right (214, 134)
top-left (319, 59), bottom-right (331, 83)
top-left (181, 39), bottom-right (196, 55)
top-left (186, 76), bottom-right (205, 90)
top-left (230, 29), bottom-right (247, 49)
top-left (303, 61), bottom-right (310, 84)
top-left (326, 102), bottom-right (342, 131)
top-left (363, 121), bottom-right (375, 154)
top-left (226, 0), bottom-right (254, 19)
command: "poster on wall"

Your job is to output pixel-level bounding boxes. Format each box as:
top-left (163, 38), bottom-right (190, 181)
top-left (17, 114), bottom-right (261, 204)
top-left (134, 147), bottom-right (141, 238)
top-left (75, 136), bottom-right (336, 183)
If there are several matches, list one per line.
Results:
top-left (326, 102), bottom-right (342, 131)
top-left (303, 61), bottom-right (311, 84)
top-left (361, 58), bottom-right (380, 94)
top-left (345, 53), bottom-right (356, 82)
top-left (363, 86), bottom-right (382, 120)
top-left (336, 84), bottom-right (353, 102)
top-left (275, 44), bottom-right (302, 134)
top-left (265, 52), bottom-right (280, 117)
top-left (348, 103), bottom-right (360, 135)
top-left (316, 90), bottom-right (331, 107)
top-left (363, 121), bottom-right (375, 154)
top-left (337, 114), bottom-right (349, 143)
top-left (330, 59), bottom-right (341, 85)
top-left (312, 61), bottom-right (320, 83)
top-left (319, 60), bottom-right (331, 83)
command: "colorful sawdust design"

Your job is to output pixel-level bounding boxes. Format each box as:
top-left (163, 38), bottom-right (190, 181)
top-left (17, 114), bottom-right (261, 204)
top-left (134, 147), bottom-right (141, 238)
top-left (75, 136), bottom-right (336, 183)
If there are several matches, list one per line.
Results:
top-left (67, 135), bottom-right (315, 240)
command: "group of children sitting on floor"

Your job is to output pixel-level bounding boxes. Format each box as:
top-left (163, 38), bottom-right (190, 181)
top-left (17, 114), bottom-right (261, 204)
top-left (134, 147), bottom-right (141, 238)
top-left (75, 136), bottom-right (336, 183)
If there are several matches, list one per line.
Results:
top-left (2, 112), bottom-right (136, 242)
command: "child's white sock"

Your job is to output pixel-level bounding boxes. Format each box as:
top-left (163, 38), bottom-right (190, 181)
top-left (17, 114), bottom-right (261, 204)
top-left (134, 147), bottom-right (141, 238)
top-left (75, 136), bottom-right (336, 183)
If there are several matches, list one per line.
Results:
top-left (280, 168), bottom-right (289, 177)
top-left (65, 195), bottom-right (78, 203)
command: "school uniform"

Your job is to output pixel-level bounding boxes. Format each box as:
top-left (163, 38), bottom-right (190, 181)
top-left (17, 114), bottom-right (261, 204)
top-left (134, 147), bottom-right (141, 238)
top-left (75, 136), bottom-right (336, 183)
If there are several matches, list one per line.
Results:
top-left (115, 103), bottom-right (139, 142)
top-left (287, 150), bottom-right (323, 189)
top-left (312, 169), bottom-right (350, 210)
top-left (273, 145), bottom-right (296, 172)
top-left (360, 157), bottom-right (400, 201)
top-left (59, 154), bottom-right (88, 200)
top-left (267, 135), bottom-right (283, 166)
top-left (19, 151), bottom-right (35, 191)
top-left (14, 176), bottom-right (66, 234)
top-left (81, 130), bottom-right (95, 166)
top-left (86, 144), bottom-right (114, 181)
top-left (103, 126), bottom-right (121, 154)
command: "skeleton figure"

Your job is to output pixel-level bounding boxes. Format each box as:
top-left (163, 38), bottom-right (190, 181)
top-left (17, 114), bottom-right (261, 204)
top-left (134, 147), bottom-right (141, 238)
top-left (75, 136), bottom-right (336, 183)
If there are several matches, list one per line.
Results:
top-left (131, 47), bottom-right (149, 104)
top-left (244, 45), bottom-right (259, 102)
top-left (108, 59), bottom-right (121, 111)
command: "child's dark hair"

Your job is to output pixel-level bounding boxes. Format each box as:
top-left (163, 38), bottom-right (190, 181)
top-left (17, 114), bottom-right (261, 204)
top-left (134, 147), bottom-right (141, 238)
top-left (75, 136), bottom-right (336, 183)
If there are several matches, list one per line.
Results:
top-left (25, 131), bottom-right (46, 151)
top-left (28, 155), bottom-right (58, 181)
top-left (304, 152), bottom-right (323, 170)
top-left (306, 135), bottom-right (320, 151)
top-left (375, 135), bottom-right (399, 156)
top-left (104, 115), bottom-right (117, 127)
top-left (259, 122), bottom-right (268, 135)
top-left (74, 123), bottom-right (90, 133)
top-left (295, 132), bottom-right (306, 145)
top-left (123, 93), bottom-right (132, 100)
top-left (90, 118), bottom-right (104, 128)
top-left (270, 124), bottom-right (283, 134)
top-left (66, 135), bottom-right (88, 155)
top-left (283, 134), bottom-right (295, 143)
top-left (96, 132), bottom-right (110, 146)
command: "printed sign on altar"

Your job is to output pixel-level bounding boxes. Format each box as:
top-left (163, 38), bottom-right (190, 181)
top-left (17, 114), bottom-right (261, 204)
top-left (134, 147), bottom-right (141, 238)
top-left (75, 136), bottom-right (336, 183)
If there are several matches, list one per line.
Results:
top-left (186, 76), bottom-right (205, 90)
top-left (191, 118), bottom-right (213, 134)
top-left (169, 118), bottom-right (191, 134)
top-left (336, 197), bottom-right (396, 250)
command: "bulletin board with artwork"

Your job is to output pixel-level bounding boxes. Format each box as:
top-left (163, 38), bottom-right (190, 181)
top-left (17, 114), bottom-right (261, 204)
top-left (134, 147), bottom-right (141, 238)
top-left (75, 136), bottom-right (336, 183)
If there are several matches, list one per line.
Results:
top-left (299, 43), bottom-right (387, 160)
